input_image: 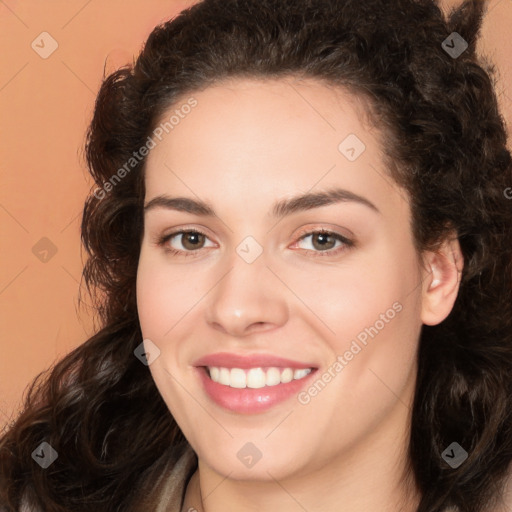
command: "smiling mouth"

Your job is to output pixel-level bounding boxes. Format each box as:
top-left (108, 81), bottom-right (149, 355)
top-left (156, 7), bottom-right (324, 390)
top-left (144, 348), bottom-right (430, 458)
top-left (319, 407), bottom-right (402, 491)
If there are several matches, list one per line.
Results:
top-left (203, 366), bottom-right (315, 389)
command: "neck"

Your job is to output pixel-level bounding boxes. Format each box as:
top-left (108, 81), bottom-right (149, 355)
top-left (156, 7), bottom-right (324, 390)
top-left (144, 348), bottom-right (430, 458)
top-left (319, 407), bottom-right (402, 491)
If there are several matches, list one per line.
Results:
top-left (185, 459), bottom-right (420, 512)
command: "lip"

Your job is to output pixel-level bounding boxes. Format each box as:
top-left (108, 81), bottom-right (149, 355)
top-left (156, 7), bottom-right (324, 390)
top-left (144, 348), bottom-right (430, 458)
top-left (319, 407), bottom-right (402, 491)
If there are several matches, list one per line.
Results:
top-left (193, 352), bottom-right (317, 369)
top-left (194, 352), bottom-right (318, 414)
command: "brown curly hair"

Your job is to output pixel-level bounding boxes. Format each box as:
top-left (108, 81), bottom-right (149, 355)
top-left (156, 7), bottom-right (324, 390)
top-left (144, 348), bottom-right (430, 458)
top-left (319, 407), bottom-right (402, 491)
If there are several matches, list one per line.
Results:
top-left (1, 0), bottom-right (511, 511)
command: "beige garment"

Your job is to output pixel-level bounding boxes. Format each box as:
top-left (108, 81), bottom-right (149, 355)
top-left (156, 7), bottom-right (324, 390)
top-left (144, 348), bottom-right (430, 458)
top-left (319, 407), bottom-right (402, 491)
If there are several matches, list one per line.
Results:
top-left (154, 444), bottom-right (198, 512)
top-left (129, 442), bottom-right (198, 512)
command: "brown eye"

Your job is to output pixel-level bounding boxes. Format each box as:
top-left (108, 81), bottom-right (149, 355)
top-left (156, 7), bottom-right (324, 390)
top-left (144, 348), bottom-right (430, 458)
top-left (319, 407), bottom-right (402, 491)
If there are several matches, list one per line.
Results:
top-left (310, 232), bottom-right (337, 251)
top-left (179, 231), bottom-right (206, 250)
top-left (157, 229), bottom-right (215, 256)
top-left (293, 229), bottom-right (354, 257)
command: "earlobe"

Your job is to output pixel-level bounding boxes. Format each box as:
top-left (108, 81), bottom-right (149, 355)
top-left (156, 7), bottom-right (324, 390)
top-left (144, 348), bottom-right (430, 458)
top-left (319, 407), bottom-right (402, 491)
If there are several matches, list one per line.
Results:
top-left (420, 233), bottom-right (464, 326)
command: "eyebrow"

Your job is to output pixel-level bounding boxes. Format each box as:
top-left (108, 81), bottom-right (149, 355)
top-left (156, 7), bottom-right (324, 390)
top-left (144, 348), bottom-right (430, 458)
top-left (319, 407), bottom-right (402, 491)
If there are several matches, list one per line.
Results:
top-left (143, 187), bottom-right (380, 218)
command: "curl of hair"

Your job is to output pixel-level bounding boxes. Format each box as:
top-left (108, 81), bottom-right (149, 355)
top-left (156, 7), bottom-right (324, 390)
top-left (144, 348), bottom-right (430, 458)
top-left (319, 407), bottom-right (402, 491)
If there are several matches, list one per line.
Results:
top-left (1, 1), bottom-right (511, 511)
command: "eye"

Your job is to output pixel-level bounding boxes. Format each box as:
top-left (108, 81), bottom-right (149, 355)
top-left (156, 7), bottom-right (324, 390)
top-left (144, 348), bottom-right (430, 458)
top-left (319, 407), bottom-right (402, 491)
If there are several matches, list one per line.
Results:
top-left (291, 229), bottom-right (354, 257)
top-left (157, 229), bottom-right (215, 257)
top-left (156, 227), bottom-right (354, 258)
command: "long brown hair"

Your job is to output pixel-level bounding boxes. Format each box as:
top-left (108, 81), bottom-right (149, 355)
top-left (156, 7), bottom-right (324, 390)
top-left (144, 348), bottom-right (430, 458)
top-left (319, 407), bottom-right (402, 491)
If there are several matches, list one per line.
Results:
top-left (1, 0), bottom-right (511, 511)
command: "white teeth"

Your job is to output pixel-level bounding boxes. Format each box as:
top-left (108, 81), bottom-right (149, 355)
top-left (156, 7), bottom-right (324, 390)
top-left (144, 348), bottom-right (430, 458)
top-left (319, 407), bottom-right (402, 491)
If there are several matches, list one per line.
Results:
top-left (218, 367), bottom-right (230, 386)
top-left (207, 366), bottom-right (312, 388)
top-left (280, 368), bottom-right (294, 383)
top-left (294, 368), bottom-right (310, 380)
top-left (266, 367), bottom-right (281, 386)
top-left (246, 368), bottom-right (266, 389)
top-left (230, 368), bottom-right (246, 388)
top-left (209, 367), bottom-right (220, 382)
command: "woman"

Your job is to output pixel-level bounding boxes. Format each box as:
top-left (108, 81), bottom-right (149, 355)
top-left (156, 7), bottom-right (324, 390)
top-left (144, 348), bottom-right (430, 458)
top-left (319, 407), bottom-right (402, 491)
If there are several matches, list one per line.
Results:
top-left (1, 0), bottom-right (511, 510)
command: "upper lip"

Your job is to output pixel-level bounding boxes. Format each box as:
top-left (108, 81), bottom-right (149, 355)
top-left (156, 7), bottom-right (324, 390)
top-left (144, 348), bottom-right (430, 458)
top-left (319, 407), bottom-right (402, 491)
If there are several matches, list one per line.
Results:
top-left (194, 352), bottom-right (318, 369)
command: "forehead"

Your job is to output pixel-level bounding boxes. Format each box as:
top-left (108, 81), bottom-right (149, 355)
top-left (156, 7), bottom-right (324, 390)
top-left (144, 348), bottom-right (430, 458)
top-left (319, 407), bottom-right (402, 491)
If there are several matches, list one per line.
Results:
top-left (143, 77), bottom-right (401, 213)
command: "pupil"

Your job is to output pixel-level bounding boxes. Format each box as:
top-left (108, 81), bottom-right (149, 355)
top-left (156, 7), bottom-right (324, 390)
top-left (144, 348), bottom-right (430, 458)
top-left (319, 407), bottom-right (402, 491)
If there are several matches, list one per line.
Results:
top-left (185, 232), bottom-right (202, 249)
top-left (314, 233), bottom-right (334, 250)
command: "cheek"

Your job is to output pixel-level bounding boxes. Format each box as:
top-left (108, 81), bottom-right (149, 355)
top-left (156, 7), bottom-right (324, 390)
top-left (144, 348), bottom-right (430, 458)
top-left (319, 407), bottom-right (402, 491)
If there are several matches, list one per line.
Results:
top-left (136, 261), bottom-right (165, 337)
top-left (279, 240), bottom-right (421, 349)
top-left (288, 254), bottom-right (421, 452)
top-left (136, 250), bottom-right (199, 339)
top-left (135, 253), bottom-right (200, 418)
top-left (319, 245), bottom-right (421, 415)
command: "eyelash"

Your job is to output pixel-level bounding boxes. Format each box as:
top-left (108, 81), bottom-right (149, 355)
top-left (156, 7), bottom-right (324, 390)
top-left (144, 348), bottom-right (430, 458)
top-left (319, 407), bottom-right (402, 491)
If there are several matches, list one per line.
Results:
top-left (156, 227), bottom-right (354, 258)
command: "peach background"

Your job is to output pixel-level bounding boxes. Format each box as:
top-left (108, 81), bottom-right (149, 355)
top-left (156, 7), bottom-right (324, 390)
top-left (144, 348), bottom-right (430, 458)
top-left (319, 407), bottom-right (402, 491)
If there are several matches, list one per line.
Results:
top-left (0, 0), bottom-right (510, 434)
top-left (0, 0), bottom-right (196, 432)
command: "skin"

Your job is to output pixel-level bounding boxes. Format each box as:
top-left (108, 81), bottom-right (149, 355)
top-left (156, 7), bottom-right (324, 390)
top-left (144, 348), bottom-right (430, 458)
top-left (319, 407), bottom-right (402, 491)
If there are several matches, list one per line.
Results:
top-left (136, 77), bottom-right (463, 512)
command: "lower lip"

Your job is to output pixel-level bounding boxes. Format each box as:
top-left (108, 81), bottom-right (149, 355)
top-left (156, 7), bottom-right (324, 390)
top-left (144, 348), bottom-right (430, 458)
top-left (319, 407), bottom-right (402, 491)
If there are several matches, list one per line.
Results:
top-left (196, 367), bottom-right (317, 414)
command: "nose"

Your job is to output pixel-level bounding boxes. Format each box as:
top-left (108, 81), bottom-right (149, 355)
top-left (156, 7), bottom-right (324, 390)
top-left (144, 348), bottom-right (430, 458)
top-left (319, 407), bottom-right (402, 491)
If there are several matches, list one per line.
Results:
top-left (205, 251), bottom-right (289, 338)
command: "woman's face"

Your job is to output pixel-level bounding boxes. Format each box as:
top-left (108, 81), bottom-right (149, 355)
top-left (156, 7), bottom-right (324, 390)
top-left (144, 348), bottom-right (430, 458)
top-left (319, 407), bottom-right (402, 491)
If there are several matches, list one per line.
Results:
top-left (136, 77), bottom-right (432, 481)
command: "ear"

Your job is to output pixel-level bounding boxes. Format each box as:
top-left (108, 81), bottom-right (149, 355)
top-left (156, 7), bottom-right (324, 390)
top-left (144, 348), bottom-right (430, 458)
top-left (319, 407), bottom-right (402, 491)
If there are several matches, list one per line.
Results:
top-left (420, 231), bottom-right (464, 326)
